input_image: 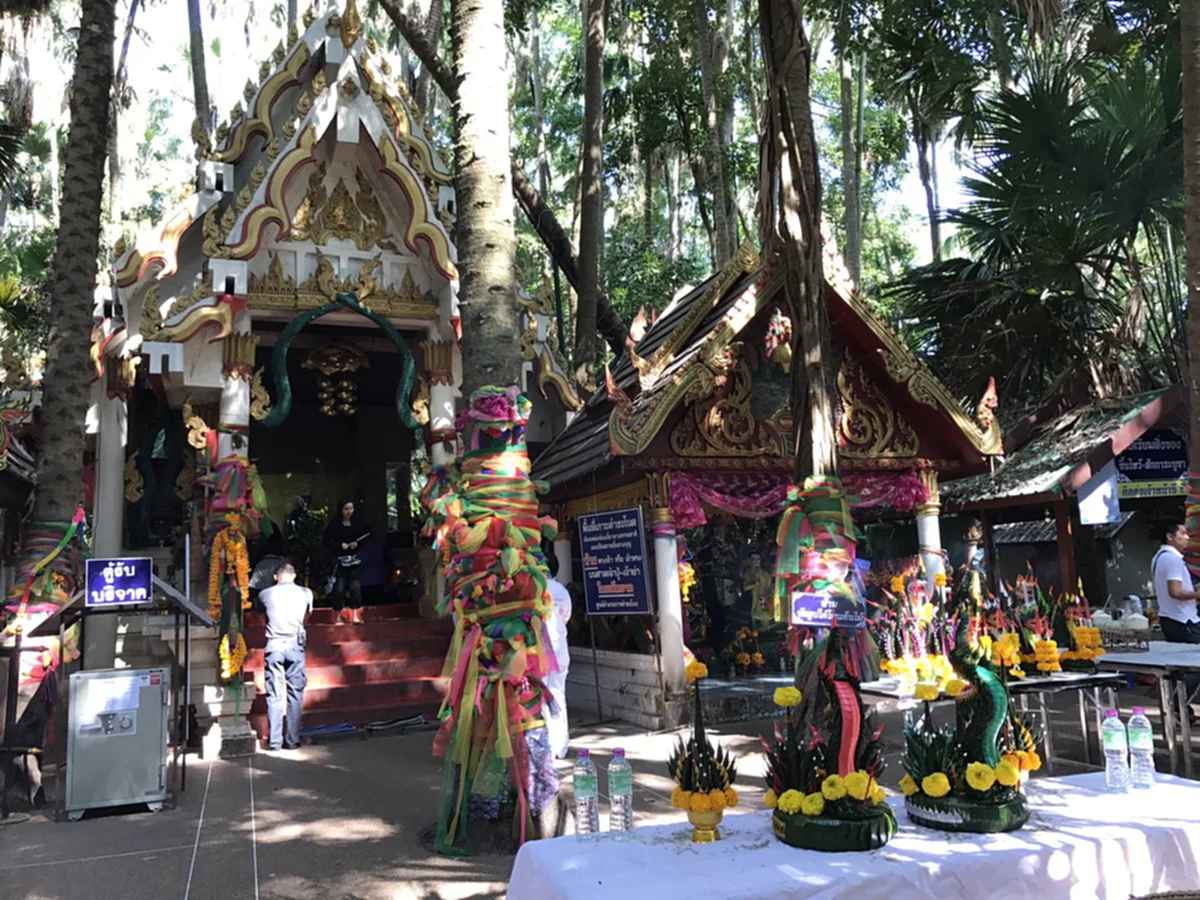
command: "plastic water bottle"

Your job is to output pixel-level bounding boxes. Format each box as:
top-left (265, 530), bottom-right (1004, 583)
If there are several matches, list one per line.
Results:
top-left (573, 749), bottom-right (600, 840)
top-left (1101, 709), bottom-right (1130, 792)
top-left (1127, 706), bottom-right (1156, 789)
top-left (608, 748), bottom-right (634, 836)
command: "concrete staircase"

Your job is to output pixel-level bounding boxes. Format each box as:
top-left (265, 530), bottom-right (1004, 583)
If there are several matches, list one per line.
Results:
top-left (243, 604), bottom-right (451, 738)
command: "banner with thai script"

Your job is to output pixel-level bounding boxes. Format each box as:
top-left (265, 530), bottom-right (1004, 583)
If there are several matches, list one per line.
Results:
top-left (1115, 428), bottom-right (1188, 498)
top-left (790, 591), bottom-right (868, 629)
top-left (578, 507), bottom-right (653, 616)
top-left (85, 557), bottom-right (154, 608)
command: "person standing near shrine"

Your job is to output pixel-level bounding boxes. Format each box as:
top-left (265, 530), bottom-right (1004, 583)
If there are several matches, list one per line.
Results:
top-left (1154, 521), bottom-right (1200, 644)
top-left (325, 499), bottom-right (369, 623)
top-left (259, 561), bottom-right (312, 751)
top-left (544, 552), bottom-right (572, 758)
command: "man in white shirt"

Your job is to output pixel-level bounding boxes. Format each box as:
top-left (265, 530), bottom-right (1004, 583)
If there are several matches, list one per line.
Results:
top-left (543, 553), bottom-right (572, 758)
top-left (1152, 521), bottom-right (1200, 644)
top-left (258, 561), bottom-right (313, 750)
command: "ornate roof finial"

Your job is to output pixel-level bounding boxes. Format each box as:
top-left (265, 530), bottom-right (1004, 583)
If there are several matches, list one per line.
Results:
top-left (340, 0), bottom-right (363, 49)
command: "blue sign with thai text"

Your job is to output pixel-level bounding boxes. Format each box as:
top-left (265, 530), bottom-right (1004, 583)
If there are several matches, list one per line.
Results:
top-left (790, 591), bottom-right (868, 630)
top-left (86, 557), bottom-right (154, 608)
top-left (578, 507), bottom-right (653, 616)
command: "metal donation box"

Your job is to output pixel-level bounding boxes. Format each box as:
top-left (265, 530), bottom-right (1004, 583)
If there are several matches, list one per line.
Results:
top-left (66, 667), bottom-right (170, 818)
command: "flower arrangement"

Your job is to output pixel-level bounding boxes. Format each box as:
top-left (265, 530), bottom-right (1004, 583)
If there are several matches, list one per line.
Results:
top-left (678, 560), bottom-right (698, 604)
top-left (764, 629), bottom-right (896, 852)
top-left (1033, 639), bottom-right (1061, 673)
top-left (902, 618), bottom-right (1040, 833)
top-left (209, 516), bottom-right (252, 681)
top-left (219, 632), bottom-right (247, 681)
top-left (872, 567), bottom-right (966, 697)
top-left (1059, 625), bottom-right (1105, 671)
top-left (721, 626), bottom-right (764, 675)
top-left (670, 658), bottom-right (738, 842)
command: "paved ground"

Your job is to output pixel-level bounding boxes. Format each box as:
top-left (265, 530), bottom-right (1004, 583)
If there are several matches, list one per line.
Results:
top-left (3, 679), bottom-right (1193, 900)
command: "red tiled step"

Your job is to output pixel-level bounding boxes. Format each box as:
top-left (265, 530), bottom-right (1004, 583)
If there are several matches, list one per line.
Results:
top-left (249, 657), bottom-right (445, 691)
top-left (243, 637), bottom-right (450, 670)
top-left (246, 604), bottom-right (422, 628)
top-left (244, 617), bottom-right (453, 647)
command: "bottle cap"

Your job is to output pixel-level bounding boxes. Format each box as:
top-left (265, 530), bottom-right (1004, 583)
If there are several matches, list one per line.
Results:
top-left (613, 748), bottom-right (625, 758)
top-left (578, 748), bottom-right (589, 758)
top-left (1105, 709), bottom-right (1118, 718)
top-left (1132, 707), bottom-right (1145, 716)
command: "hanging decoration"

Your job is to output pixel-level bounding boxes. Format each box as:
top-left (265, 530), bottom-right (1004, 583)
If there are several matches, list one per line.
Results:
top-left (303, 341), bottom-right (368, 417)
top-left (423, 386), bottom-right (560, 854)
top-left (773, 475), bottom-right (860, 619)
top-left (208, 514), bottom-right (251, 681)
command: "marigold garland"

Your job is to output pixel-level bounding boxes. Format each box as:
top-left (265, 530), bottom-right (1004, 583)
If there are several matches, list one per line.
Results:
top-left (219, 632), bottom-right (248, 680)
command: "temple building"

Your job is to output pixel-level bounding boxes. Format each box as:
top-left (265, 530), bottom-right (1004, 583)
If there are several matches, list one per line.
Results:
top-left (88, 0), bottom-right (573, 751)
top-left (530, 242), bottom-right (1004, 728)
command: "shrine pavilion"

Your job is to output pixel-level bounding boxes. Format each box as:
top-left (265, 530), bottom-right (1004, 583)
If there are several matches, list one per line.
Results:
top-left (83, 0), bottom-right (571, 751)
top-left (531, 243), bottom-right (1004, 728)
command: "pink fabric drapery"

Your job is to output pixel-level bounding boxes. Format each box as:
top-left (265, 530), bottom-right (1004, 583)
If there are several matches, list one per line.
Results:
top-left (669, 469), bottom-right (930, 530)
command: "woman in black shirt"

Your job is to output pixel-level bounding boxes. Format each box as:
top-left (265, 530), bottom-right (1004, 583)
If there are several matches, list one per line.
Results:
top-left (324, 499), bottom-right (369, 623)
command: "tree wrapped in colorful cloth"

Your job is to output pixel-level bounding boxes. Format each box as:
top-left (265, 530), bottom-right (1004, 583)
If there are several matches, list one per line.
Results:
top-left (425, 386), bottom-right (561, 854)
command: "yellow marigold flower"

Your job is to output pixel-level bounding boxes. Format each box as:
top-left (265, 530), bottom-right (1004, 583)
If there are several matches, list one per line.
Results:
top-left (921, 773), bottom-right (951, 798)
top-left (1009, 667), bottom-right (1025, 678)
top-left (870, 785), bottom-right (887, 805)
top-left (671, 787), bottom-right (690, 809)
top-left (690, 792), bottom-right (713, 813)
top-left (966, 761), bottom-right (997, 792)
top-left (1026, 751), bottom-right (1043, 772)
top-left (934, 571), bottom-right (948, 588)
top-left (890, 576), bottom-right (905, 593)
top-left (899, 774), bottom-right (920, 796)
top-left (844, 770), bottom-right (873, 801)
top-left (773, 686), bottom-right (803, 708)
top-left (995, 760), bottom-right (1020, 788)
top-left (777, 789), bottom-right (804, 815)
top-left (821, 774), bottom-right (847, 801)
top-left (914, 682), bottom-right (940, 702)
top-left (724, 788), bottom-right (739, 809)
top-left (764, 789), bottom-right (777, 809)
top-left (1001, 752), bottom-right (1020, 770)
top-left (800, 792), bottom-right (826, 816)
top-left (685, 660), bottom-right (709, 684)
top-left (943, 678), bottom-right (968, 698)
top-left (708, 789), bottom-right (727, 809)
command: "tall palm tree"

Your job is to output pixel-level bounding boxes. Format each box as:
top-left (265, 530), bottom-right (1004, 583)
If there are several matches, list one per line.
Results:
top-left (29, 0), bottom-right (117, 662)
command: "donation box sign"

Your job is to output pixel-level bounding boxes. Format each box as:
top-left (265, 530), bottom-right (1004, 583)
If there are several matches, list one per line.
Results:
top-left (578, 507), bottom-right (653, 616)
top-left (790, 591), bottom-right (868, 630)
top-left (85, 557), bottom-right (153, 608)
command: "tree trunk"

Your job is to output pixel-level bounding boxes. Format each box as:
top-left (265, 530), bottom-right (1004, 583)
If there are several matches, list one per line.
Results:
top-left (760, 0), bottom-right (837, 481)
top-left (108, 0), bottom-right (140, 228)
top-left (187, 0), bottom-right (210, 136)
top-left (287, 0), bottom-right (297, 26)
top-left (914, 118), bottom-right (941, 263)
top-left (695, 0), bottom-right (735, 267)
top-left (451, 0), bottom-right (522, 394)
top-left (667, 147), bottom-right (681, 262)
top-left (1182, 0), bottom-right (1200, 558)
top-left (530, 8), bottom-right (552, 195)
top-left (643, 148), bottom-right (655, 245)
top-left (988, 4), bottom-right (1013, 91)
top-left (575, 0), bottom-right (604, 384)
top-left (38, 0), bottom-right (117, 666)
top-left (413, 0), bottom-right (444, 120)
top-left (839, 40), bottom-right (860, 284)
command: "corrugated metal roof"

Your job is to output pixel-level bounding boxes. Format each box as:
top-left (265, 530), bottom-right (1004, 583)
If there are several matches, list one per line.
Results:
top-left (942, 389), bottom-right (1170, 505)
top-left (993, 511), bottom-right (1134, 545)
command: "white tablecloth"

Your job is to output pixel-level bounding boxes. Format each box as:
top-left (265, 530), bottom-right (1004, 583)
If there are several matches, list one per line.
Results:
top-left (508, 774), bottom-right (1200, 900)
top-left (1101, 641), bottom-right (1200, 671)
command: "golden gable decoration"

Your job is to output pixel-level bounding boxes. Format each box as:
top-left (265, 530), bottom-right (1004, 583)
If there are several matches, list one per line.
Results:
top-left (289, 164), bottom-right (387, 251)
top-left (670, 358), bottom-right (788, 459)
top-left (248, 252), bottom-right (436, 319)
top-left (837, 353), bottom-right (920, 460)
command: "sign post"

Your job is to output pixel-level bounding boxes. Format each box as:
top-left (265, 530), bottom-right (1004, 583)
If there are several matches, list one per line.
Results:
top-left (789, 592), bottom-right (869, 630)
top-left (577, 507), bottom-right (654, 722)
top-left (577, 507), bottom-right (653, 616)
top-left (84, 558), bottom-right (154, 609)
top-left (1115, 428), bottom-right (1189, 499)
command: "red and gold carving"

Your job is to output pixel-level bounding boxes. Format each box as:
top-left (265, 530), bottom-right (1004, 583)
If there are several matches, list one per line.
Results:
top-left (222, 334), bottom-right (260, 380)
top-left (837, 353), bottom-right (920, 460)
top-left (670, 359), bottom-right (787, 459)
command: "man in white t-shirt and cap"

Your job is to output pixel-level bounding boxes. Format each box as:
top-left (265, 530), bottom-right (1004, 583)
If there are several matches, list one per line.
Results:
top-left (1152, 521), bottom-right (1200, 644)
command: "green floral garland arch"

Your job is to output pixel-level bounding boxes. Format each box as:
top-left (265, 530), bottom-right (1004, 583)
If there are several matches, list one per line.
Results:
top-left (259, 291), bottom-right (421, 430)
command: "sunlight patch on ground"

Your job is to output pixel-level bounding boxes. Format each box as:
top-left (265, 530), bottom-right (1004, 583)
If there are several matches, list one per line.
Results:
top-left (248, 809), bottom-right (398, 844)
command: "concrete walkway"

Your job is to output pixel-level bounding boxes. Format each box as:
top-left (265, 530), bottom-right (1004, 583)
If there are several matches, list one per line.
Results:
top-left (2, 680), bottom-right (1188, 900)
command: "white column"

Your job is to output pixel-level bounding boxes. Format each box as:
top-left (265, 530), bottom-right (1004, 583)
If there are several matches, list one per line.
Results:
top-left (553, 531), bottom-right (574, 585)
top-left (651, 508), bottom-right (685, 695)
top-left (218, 375), bottom-right (250, 458)
top-left (85, 388), bottom-right (128, 669)
top-left (916, 470), bottom-right (944, 592)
